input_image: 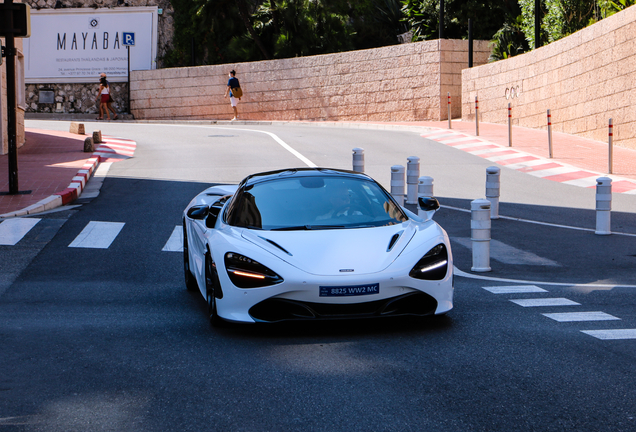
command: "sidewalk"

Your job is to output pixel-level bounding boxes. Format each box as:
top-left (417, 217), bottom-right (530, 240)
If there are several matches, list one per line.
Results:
top-left (0, 127), bottom-right (136, 218)
top-left (1, 120), bottom-right (635, 218)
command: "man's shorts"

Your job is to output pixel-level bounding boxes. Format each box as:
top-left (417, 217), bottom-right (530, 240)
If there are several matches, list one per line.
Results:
top-left (230, 97), bottom-right (239, 107)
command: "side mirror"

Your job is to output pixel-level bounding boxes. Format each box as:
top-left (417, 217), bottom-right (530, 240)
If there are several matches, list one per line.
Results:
top-left (418, 197), bottom-right (440, 212)
top-left (187, 205), bottom-right (209, 220)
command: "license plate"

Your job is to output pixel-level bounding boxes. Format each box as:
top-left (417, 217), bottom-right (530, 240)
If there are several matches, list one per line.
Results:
top-left (319, 283), bottom-right (380, 297)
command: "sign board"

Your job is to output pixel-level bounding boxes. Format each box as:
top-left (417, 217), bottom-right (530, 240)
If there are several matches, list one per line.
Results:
top-left (22, 7), bottom-right (157, 83)
top-left (0, 3), bottom-right (31, 37)
top-left (122, 32), bottom-right (135, 46)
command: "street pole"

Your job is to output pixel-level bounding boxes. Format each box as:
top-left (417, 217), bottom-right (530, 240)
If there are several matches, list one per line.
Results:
top-left (127, 45), bottom-right (131, 114)
top-left (4, 0), bottom-right (19, 194)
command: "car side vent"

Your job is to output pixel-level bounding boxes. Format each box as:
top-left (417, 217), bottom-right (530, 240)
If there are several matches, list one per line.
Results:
top-left (260, 236), bottom-right (292, 256)
top-left (387, 231), bottom-right (403, 252)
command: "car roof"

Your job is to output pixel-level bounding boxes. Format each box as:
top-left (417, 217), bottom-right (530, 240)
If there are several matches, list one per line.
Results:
top-left (242, 168), bottom-right (371, 187)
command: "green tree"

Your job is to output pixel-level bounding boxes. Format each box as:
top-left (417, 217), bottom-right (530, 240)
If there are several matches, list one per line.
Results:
top-left (401, 0), bottom-right (515, 41)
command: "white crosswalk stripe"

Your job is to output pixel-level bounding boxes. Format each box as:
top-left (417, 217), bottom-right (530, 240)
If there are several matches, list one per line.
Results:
top-left (542, 312), bottom-right (620, 322)
top-left (483, 285), bottom-right (547, 294)
top-left (0, 218), bottom-right (41, 246)
top-left (581, 329), bottom-right (636, 340)
top-left (69, 221), bottom-right (125, 249)
top-left (510, 298), bottom-right (580, 307)
top-left (162, 226), bottom-right (183, 252)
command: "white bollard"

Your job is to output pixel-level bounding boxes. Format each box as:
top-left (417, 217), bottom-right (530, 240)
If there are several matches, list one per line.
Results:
top-left (390, 165), bottom-right (405, 206)
top-left (547, 109), bottom-right (553, 158)
top-left (352, 148), bottom-right (364, 173)
top-left (508, 103), bottom-right (512, 147)
top-left (471, 199), bottom-right (491, 272)
top-left (417, 176), bottom-right (434, 219)
top-left (595, 177), bottom-right (612, 235)
top-left (608, 119), bottom-right (613, 175)
top-left (447, 92), bottom-right (452, 129)
top-left (485, 166), bottom-right (500, 219)
top-left (406, 156), bottom-right (420, 205)
top-left (418, 176), bottom-right (434, 197)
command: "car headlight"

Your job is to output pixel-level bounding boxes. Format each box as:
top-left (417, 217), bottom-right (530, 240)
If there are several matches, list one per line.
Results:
top-left (409, 244), bottom-right (448, 280)
top-left (224, 252), bottom-right (284, 288)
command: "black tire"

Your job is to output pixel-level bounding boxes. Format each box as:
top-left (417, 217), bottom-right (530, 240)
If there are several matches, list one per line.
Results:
top-left (205, 254), bottom-right (225, 328)
top-left (183, 224), bottom-right (198, 292)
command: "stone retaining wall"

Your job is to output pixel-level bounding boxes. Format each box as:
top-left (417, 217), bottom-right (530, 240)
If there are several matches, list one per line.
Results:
top-left (131, 40), bottom-right (491, 122)
top-left (23, 0), bottom-right (173, 115)
top-left (462, 5), bottom-right (636, 150)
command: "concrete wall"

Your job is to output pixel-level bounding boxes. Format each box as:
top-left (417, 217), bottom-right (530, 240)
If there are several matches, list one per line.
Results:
top-left (462, 5), bottom-right (636, 150)
top-left (131, 40), bottom-right (491, 122)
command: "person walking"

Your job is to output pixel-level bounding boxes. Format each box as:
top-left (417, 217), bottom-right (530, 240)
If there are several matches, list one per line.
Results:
top-left (224, 70), bottom-right (242, 121)
top-left (95, 76), bottom-right (112, 120)
top-left (100, 73), bottom-right (118, 120)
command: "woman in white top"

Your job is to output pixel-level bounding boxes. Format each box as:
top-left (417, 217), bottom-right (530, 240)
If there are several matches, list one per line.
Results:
top-left (95, 77), bottom-right (111, 120)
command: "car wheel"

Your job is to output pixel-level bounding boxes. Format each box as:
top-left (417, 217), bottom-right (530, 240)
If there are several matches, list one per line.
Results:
top-left (183, 223), bottom-right (198, 292)
top-left (205, 253), bottom-right (224, 328)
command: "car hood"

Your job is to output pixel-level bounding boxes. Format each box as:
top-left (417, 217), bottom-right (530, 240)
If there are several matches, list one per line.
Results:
top-left (241, 223), bottom-right (419, 276)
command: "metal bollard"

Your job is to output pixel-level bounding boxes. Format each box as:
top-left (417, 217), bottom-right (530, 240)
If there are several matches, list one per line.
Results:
top-left (471, 199), bottom-right (491, 272)
top-left (547, 109), bottom-right (553, 158)
top-left (508, 103), bottom-right (512, 147)
top-left (390, 165), bottom-right (405, 206)
top-left (475, 96), bottom-right (479, 136)
top-left (406, 156), bottom-right (420, 205)
top-left (485, 166), bottom-right (500, 219)
top-left (447, 92), bottom-right (452, 129)
top-left (608, 119), bottom-right (613, 175)
top-left (352, 148), bottom-right (364, 173)
top-left (595, 177), bottom-right (612, 235)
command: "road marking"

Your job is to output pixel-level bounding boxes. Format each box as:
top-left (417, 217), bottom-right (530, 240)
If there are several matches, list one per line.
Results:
top-left (163, 226), bottom-right (183, 252)
top-left (0, 218), bottom-right (41, 246)
top-left (510, 298), bottom-right (580, 307)
top-left (483, 285), bottom-right (547, 294)
top-left (543, 312), bottom-right (620, 322)
top-left (159, 125), bottom-right (317, 168)
top-left (581, 329), bottom-right (636, 340)
top-left (453, 238), bottom-right (559, 266)
top-left (455, 267), bottom-right (636, 289)
top-left (69, 221), bottom-right (125, 249)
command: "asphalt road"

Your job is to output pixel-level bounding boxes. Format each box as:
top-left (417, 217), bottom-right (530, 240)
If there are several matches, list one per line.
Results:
top-left (1, 120), bottom-right (635, 431)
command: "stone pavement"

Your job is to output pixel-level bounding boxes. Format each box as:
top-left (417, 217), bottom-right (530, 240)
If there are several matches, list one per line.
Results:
top-left (1, 120), bottom-right (635, 218)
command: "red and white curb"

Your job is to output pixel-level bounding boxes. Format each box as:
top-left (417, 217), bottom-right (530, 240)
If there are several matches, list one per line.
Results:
top-left (421, 129), bottom-right (636, 194)
top-left (1, 136), bottom-right (137, 218)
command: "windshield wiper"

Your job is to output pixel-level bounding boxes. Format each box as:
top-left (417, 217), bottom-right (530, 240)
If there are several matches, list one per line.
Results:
top-left (270, 225), bottom-right (345, 231)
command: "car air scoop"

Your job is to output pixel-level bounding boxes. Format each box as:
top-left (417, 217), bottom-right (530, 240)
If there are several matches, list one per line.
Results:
top-left (242, 224), bottom-right (416, 276)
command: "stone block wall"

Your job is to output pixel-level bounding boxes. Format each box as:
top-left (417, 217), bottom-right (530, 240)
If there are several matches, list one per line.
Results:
top-left (131, 39), bottom-right (491, 122)
top-left (23, 0), bottom-right (173, 115)
top-left (1, 38), bottom-right (25, 155)
top-left (462, 5), bottom-right (636, 150)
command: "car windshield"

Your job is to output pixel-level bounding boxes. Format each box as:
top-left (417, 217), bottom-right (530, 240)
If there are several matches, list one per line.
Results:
top-left (230, 175), bottom-right (408, 230)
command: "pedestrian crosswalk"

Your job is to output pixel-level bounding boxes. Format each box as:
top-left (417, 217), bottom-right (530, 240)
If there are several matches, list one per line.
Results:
top-left (1, 218), bottom-right (185, 251)
top-left (483, 284), bottom-right (636, 340)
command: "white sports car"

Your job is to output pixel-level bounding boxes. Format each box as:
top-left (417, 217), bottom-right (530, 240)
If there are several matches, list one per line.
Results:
top-left (183, 168), bottom-right (453, 326)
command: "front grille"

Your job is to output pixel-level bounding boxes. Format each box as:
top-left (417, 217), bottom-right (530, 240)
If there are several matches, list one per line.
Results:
top-left (248, 292), bottom-right (438, 323)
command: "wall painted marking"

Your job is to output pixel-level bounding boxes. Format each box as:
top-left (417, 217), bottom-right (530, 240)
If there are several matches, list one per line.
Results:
top-left (0, 218), bottom-right (41, 246)
top-left (69, 221), bottom-right (125, 249)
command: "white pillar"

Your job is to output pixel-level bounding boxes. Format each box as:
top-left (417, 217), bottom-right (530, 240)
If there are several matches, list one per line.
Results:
top-left (390, 165), bottom-right (405, 206)
top-left (352, 148), bottom-right (364, 173)
top-left (485, 166), bottom-right (500, 219)
top-left (595, 177), bottom-right (612, 235)
top-left (471, 199), bottom-right (491, 272)
top-left (406, 156), bottom-right (420, 205)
